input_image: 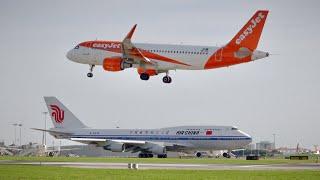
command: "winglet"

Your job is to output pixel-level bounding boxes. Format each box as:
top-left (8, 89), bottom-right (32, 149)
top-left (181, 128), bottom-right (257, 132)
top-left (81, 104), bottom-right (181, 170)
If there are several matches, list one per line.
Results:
top-left (125, 24), bottom-right (137, 40)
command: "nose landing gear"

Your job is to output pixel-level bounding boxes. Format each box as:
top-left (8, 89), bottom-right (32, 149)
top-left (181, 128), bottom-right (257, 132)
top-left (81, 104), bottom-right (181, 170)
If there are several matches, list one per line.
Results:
top-left (87, 65), bottom-right (95, 78)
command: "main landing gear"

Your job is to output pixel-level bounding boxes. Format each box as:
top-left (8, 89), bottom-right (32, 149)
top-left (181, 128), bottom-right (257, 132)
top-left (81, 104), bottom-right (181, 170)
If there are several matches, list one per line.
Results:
top-left (87, 65), bottom-right (95, 78)
top-left (138, 153), bottom-right (153, 158)
top-left (157, 154), bottom-right (167, 158)
top-left (162, 76), bottom-right (172, 83)
top-left (162, 72), bottom-right (172, 84)
top-left (140, 73), bottom-right (150, 81)
top-left (138, 153), bottom-right (168, 158)
top-left (139, 71), bottom-right (172, 83)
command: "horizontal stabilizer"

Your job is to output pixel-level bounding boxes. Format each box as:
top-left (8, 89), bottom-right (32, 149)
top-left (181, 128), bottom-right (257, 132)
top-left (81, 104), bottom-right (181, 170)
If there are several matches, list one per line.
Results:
top-left (31, 128), bottom-right (72, 135)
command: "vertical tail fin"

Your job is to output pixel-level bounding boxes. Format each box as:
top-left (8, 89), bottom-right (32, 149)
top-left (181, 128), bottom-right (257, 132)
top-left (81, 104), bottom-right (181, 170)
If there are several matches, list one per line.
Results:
top-left (227, 10), bottom-right (269, 50)
top-left (44, 97), bottom-right (87, 129)
top-left (204, 10), bottom-right (269, 69)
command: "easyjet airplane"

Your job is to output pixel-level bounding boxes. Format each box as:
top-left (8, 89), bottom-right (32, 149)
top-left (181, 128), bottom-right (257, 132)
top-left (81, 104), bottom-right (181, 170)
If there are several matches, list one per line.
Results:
top-left (33, 97), bottom-right (252, 158)
top-left (66, 10), bottom-right (269, 83)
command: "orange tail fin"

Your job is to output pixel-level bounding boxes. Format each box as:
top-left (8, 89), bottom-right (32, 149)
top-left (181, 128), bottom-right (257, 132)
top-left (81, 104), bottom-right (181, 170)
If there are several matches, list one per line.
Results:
top-left (204, 10), bottom-right (269, 69)
top-left (227, 10), bottom-right (269, 51)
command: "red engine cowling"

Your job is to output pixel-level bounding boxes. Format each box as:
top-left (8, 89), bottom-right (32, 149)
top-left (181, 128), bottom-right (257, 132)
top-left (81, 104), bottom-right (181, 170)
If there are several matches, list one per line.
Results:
top-left (103, 57), bottom-right (124, 72)
top-left (137, 68), bottom-right (158, 76)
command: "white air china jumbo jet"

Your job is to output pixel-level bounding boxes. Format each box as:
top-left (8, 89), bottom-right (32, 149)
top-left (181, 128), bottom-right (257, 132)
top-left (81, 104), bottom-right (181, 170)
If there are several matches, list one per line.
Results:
top-left (33, 97), bottom-right (252, 158)
top-left (66, 10), bottom-right (269, 83)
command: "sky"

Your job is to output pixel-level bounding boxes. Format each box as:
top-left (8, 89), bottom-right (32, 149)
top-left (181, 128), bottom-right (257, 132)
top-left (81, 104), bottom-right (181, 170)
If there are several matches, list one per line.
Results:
top-left (0, 0), bottom-right (319, 149)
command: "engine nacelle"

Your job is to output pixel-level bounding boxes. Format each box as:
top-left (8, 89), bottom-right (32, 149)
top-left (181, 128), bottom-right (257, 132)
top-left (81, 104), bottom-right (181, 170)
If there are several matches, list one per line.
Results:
top-left (137, 68), bottom-right (158, 76)
top-left (103, 57), bottom-right (132, 72)
top-left (146, 143), bottom-right (166, 154)
top-left (103, 142), bottom-right (125, 152)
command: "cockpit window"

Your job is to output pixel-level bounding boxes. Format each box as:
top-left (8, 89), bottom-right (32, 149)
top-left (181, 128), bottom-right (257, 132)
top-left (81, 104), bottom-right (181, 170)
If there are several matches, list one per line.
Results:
top-left (74, 45), bottom-right (79, 49)
top-left (231, 127), bottom-right (238, 130)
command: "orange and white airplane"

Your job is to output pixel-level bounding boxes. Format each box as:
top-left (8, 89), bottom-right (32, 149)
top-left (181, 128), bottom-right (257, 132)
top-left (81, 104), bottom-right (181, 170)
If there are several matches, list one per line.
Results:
top-left (66, 10), bottom-right (269, 83)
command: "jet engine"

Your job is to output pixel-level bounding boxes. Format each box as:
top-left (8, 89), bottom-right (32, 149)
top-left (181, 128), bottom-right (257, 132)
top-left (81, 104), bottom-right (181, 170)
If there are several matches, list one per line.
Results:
top-left (103, 57), bottom-right (132, 72)
top-left (103, 142), bottom-right (125, 152)
top-left (195, 152), bottom-right (203, 158)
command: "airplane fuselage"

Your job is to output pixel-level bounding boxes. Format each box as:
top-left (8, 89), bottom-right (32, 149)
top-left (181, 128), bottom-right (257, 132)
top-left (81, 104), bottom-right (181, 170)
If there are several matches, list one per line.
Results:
top-left (67, 41), bottom-right (268, 71)
top-left (50, 125), bottom-right (252, 152)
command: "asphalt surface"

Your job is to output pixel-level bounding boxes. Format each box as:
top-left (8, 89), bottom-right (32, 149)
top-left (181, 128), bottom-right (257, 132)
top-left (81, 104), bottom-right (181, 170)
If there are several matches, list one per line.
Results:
top-left (2, 161), bottom-right (320, 170)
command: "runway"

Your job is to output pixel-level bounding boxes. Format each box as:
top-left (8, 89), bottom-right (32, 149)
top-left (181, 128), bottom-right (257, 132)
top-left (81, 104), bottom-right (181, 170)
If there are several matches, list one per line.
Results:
top-left (2, 161), bottom-right (320, 170)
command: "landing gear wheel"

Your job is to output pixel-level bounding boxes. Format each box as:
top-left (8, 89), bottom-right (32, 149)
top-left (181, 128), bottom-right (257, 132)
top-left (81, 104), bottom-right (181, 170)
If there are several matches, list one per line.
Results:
top-left (162, 76), bottom-right (172, 83)
top-left (140, 73), bottom-right (150, 81)
top-left (87, 72), bottom-right (93, 78)
top-left (157, 154), bottom-right (167, 158)
top-left (138, 153), bottom-right (153, 158)
top-left (87, 65), bottom-right (95, 78)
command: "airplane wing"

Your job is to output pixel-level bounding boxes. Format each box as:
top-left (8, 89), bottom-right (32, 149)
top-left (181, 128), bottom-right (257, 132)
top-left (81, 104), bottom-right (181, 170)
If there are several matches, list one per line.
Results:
top-left (70, 137), bottom-right (188, 152)
top-left (70, 137), bottom-right (146, 147)
top-left (122, 24), bottom-right (155, 65)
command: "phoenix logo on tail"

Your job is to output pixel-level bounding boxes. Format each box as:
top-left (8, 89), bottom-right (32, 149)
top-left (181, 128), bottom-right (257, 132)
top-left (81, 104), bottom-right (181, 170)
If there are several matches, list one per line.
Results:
top-left (50, 105), bottom-right (64, 123)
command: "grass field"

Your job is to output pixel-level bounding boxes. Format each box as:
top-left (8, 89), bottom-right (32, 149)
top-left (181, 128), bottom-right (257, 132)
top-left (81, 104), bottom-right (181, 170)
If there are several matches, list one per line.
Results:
top-left (0, 164), bottom-right (319, 180)
top-left (0, 156), bottom-right (318, 165)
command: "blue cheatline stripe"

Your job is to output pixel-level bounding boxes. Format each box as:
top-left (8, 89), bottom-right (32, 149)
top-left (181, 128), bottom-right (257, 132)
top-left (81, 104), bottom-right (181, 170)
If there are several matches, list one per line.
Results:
top-left (70, 135), bottom-right (251, 141)
top-left (72, 134), bottom-right (248, 138)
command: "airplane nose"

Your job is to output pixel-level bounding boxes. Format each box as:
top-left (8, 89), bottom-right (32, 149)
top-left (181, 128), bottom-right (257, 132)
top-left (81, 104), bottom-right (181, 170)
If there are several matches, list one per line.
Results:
top-left (66, 50), bottom-right (73, 60)
top-left (239, 130), bottom-right (252, 142)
